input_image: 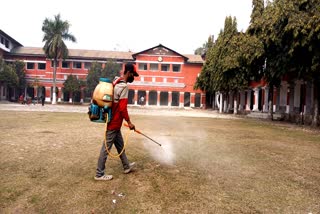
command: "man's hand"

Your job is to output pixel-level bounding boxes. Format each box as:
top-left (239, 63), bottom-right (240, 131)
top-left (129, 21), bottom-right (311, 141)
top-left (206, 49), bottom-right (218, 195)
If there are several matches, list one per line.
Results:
top-left (127, 121), bottom-right (135, 130)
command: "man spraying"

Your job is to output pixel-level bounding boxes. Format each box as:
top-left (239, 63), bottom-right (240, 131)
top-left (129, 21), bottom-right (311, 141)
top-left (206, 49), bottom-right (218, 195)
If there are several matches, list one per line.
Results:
top-left (94, 62), bottom-right (139, 181)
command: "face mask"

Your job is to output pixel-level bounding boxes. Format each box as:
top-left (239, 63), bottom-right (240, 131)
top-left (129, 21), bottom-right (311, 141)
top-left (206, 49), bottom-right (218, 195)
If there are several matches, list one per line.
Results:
top-left (127, 75), bottom-right (134, 83)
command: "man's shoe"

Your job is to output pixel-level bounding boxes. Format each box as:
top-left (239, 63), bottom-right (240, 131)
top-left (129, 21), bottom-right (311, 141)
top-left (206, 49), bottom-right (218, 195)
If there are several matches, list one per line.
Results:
top-left (94, 174), bottom-right (113, 181)
top-left (124, 162), bottom-right (136, 174)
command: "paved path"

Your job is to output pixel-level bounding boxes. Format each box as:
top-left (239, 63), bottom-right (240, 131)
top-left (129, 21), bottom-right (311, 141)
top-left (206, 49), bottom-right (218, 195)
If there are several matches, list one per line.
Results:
top-left (0, 101), bottom-right (239, 119)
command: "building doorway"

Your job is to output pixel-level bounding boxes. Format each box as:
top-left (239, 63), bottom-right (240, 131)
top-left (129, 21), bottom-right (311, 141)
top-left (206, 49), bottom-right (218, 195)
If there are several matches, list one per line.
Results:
top-left (138, 90), bottom-right (146, 105)
top-left (160, 91), bottom-right (168, 106)
top-left (184, 92), bottom-right (190, 107)
top-left (195, 93), bottom-right (201, 107)
top-left (128, 89), bottom-right (134, 104)
top-left (149, 91), bottom-right (157, 105)
top-left (171, 91), bottom-right (179, 106)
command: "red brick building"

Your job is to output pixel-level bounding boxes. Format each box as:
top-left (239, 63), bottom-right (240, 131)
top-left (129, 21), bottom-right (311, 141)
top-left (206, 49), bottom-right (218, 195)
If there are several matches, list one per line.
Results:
top-left (1, 29), bottom-right (205, 107)
top-left (128, 45), bottom-right (205, 107)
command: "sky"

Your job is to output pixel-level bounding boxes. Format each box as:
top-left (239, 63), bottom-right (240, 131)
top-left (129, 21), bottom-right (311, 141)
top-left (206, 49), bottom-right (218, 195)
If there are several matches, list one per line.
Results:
top-left (1, 0), bottom-right (253, 55)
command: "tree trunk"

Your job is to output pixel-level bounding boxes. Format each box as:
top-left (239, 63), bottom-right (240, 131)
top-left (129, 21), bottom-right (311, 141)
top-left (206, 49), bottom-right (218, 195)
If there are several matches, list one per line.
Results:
top-left (311, 81), bottom-right (319, 127)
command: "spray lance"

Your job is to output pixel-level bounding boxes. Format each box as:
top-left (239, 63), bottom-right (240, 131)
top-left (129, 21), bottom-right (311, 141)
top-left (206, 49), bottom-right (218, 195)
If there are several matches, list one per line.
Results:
top-left (124, 123), bottom-right (162, 147)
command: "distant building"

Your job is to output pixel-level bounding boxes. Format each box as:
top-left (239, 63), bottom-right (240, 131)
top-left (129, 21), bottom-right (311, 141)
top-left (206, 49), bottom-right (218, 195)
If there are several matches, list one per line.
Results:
top-left (0, 30), bottom-right (23, 100)
top-left (0, 29), bottom-right (22, 56)
top-left (0, 30), bottom-right (205, 107)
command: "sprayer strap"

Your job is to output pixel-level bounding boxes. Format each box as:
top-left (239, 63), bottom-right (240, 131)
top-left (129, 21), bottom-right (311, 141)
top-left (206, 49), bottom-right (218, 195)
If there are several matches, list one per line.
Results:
top-left (113, 85), bottom-right (126, 102)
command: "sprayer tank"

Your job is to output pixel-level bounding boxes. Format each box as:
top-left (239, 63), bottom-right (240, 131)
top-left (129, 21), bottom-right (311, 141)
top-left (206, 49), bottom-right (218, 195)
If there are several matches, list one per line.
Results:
top-left (92, 78), bottom-right (113, 107)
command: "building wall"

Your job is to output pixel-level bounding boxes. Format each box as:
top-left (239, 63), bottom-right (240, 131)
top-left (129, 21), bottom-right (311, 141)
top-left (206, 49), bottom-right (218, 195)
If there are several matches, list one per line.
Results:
top-left (130, 54), bottom-right (202, 93)
top-left (5, 55), bottom-right (90, 88)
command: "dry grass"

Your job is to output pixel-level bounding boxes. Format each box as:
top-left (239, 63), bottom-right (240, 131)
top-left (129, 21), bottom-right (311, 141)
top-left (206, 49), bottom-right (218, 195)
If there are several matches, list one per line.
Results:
top-left (0, 110), bottom-right (320, 213)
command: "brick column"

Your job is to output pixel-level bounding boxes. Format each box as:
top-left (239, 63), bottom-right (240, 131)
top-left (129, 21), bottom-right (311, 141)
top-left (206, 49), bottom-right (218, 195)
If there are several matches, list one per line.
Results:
top-left (233, 91), bottom-right (238, 114)
top-left (201, 93), bottom-right (206, 108)
top-left (157, 91), bottom-right (160, 107)
top-left (34, 86), bottom-right (38, 98)
top-left (179, 92), bottom-right (184, 108)
top-left (246, 90), bottom-right (251, 111)
top-left (134, 90), bottom-right (138, 105)
top-left (263, 86), bottom-right (269, 112)
top-left (223, 93), bottom-right (227, 113)
top-left (239, 90), bottom-right (245, 111)
top-left (190, 93), bottom-right (195, 107)
top-left (219, 92), bottom-right (223, 113)
top-left (253, 88), bottom-right (260, 112)
top-left (69, 92), bottom-right (72, 103)
top-left (146, 90), bottom-right (149, 106)
top-left (45, 87), bottom-right (50, 102)
top-left (58, 87), bottom-right (62, 102)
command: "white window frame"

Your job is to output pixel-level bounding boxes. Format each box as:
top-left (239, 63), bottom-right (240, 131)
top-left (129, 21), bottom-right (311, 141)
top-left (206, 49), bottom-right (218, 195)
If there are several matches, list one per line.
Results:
top-left (26, 62), bottom-right (35, 70)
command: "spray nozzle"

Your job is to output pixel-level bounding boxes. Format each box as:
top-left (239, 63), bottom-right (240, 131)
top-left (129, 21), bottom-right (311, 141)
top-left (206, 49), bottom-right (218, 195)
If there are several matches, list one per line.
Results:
top-left (123, 123), bottom-right (162, 147)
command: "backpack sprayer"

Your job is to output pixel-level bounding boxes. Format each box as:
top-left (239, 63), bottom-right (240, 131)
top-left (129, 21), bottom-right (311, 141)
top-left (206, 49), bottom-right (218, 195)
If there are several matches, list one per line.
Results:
top-left (88, 77), bottom-right (162, 158)
top-left (88, 77), bottom-right (127, 158)
top-left (88, 78), bottom-right (113, 123)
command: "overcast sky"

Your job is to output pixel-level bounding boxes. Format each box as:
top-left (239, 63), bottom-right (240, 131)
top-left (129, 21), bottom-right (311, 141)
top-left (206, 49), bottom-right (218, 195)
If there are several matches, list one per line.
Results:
top-left (1, 0), bottom-right (253, 54)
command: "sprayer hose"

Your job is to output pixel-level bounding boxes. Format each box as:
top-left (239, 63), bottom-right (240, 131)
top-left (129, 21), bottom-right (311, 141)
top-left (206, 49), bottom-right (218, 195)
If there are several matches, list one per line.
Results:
top-left (104, 114), bottom-right (130, 158)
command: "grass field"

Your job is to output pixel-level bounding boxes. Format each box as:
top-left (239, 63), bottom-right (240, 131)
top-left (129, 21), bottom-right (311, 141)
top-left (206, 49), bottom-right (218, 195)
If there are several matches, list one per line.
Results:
top-left (0, 110), bottom-right (320, 213)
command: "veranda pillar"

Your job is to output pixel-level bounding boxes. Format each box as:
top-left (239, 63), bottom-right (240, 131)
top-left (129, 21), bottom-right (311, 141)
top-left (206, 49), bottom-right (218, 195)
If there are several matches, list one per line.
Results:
top-left (253, 88), bottom-right (260, 112)
top-left (157, 91), bottom-right (160, 107)
top-left (168, 91), bottom-right (172, 107)
top-left (146, 90), bottom-right (149, 106)
top-left (263, 86), bottom-right (269, 112)
top-left (134, 90), bottom-right (138, 105)
top-left (246, 90), bottom-right (251, 111)
top-left (190, 93), bottom-right (195, 108)
top-left (179, 92), bottom-right (184, 108)
top-left (201, 93), bottom-right (206, 108)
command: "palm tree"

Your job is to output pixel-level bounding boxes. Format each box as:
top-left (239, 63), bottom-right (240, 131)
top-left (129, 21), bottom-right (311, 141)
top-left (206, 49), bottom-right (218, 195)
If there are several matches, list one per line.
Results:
top-left (42, 14), bottom-right (76, 104)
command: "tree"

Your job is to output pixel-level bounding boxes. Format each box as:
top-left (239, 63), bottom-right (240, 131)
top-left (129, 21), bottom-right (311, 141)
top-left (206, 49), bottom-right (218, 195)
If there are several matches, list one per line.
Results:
top-left (86, 62), bottom-right (104, 97)
top-left (280, 0), bottom-right (320, 126)
top-left (12, 60), bottom-right (27, 95)
top-left (102, 59), bottom-right (121, 80)
top-left (42, 14), bottom-right (76, 104)
top-left (251, 0), bottom-right (320, 125)
top-left (194, 35), bottom-right (214, 56)
top-left (223, 33), bottom-right (264, 91)
top-left (194, 37), bottom-right (215, 93)
top-left (85, 60), bottom-right (121, 99)
top-left (0, 58), bottom-right (19, 100)
top-left (63, 75), bottom-right (82, 103)
top-left (245, 0), bottom-right (285, 119)
top-left (247, 0), bottom-right (265, 35)
top-left (209, 16), bottom-right (239, 93)
top-left (195, 15), bottom-right (265, 111)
